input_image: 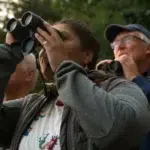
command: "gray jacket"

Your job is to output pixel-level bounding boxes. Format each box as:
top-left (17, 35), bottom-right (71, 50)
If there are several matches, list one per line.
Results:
top-left (0, 44), bottom-right (150, 150)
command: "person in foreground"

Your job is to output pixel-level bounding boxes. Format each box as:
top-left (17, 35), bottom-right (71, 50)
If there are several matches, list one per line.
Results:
top-left (0, 19), bottom-right (150, 150)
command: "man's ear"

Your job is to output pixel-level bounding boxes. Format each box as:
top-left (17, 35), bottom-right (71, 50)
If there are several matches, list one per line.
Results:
top-left (146, 45), bottom-right (150, 56)
top-left (84, 50), bottom-right (93, 65)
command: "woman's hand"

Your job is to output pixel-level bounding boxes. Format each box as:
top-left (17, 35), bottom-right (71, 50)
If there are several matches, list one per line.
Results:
top-left (35, 22), bottom-right (69, 72)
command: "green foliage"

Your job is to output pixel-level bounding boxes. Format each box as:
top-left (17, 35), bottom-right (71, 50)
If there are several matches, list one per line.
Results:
top-left (0, 29), bottom-right (5, 43)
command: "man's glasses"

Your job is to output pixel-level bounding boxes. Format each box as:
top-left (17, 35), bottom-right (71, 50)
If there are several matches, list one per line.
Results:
top-left (110, 35), bottom-right (148, 50)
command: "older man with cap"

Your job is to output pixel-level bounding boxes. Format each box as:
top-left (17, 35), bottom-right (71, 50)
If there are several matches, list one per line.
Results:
top-left (4, 53), bottom-right (38, 101)
top-left (96, 24), bottom-right (150, 150)
top-left (97, 24), bottom-right (150, 102)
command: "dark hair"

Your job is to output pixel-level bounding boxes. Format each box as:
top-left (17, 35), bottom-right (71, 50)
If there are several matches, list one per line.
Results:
top-left (55, 19), bottom-right (100, 70)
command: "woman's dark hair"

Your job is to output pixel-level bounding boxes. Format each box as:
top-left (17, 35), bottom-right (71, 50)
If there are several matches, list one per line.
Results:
top-left (55, 19), bottom-right (100, 70)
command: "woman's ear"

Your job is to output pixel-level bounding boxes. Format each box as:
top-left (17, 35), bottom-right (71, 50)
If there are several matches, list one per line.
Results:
top-left (84, 50), bottom-right (93, 65)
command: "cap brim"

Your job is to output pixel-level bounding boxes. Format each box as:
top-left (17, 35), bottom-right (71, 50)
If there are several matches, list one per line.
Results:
top-left (105, 24), bottom-right (133, 43)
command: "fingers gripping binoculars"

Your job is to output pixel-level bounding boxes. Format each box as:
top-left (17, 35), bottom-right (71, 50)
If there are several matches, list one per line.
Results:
top-left (6, 11), bottom-right (65, 55)
top-left (97, 61), bottom-right (124, 77)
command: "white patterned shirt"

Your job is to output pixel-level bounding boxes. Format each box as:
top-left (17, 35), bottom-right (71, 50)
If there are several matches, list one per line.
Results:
top-left (19, 100), bottom-right (64, 150)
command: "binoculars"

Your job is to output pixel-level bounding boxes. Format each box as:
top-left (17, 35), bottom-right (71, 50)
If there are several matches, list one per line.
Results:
top-left (6, 11), bottom-right (65, 55)
top-left (97, 61), bottom-right (124, 77)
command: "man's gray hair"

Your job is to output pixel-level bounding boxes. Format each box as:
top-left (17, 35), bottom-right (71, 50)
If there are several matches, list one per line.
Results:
top-left (21, 53), bottom-right (38, 90)
top-left (138, 32), bottom-right (150, 44)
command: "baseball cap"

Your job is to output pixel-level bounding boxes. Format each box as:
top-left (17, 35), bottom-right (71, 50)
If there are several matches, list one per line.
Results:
top-left (105, 24), bottom-right (150, 43)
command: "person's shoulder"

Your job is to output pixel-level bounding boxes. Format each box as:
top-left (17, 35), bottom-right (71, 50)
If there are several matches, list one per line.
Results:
top-left (109, 77), bottom-right (149, 110)
top-left (108, 77), bottom-right (145, 97)
top-left (106, 76), bottom-right (142, 90)
top-left (23, 93), bottom-right (45, 106)
top-left (100, 77), bottom-right (131, 91)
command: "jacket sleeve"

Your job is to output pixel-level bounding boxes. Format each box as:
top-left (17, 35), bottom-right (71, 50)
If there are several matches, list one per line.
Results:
top-left (0, 98), bottom-right (23, 148)
top-left (0, 43), bottom-right (23, 102)
top-left (0, 43), bottom-right (24, 148)
top-left (55, 61), bottom-right (150, 138)
top-left (0, 93), bottom-right (38, 148)
top-left (132, 75), bottom-right (150, 102)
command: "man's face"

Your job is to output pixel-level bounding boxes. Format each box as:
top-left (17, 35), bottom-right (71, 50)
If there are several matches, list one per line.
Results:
top-left (7, 63), bottom-right (26, 87)
top-left (111, 31), bottom-right (150, 65)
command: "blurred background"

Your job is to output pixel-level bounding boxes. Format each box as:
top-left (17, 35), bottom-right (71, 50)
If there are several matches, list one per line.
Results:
top-left (0, 0), bottom-right (150, 92)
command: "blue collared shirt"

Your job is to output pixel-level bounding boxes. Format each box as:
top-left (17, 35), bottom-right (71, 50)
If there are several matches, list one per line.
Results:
top-left (134, 70), bottom-right (150, 150)
top-left (132, 70), bottom-right (150, 102)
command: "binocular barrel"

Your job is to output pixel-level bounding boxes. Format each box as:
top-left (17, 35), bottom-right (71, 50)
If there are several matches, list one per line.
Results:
top-left (6, 11), bottom-right (65, 54)
top-left (97, 61), bottom-right (124, 76)
top-left (6, 18), bottom-right (30, 42)
top-left (21, 11), bottom-right (65, 39)
top-left (21, 11), bottom-right (45, 31)
top-left (21, 37), bottom-right (35, 55)
top-left (109, 61), bottom-right (123, 73)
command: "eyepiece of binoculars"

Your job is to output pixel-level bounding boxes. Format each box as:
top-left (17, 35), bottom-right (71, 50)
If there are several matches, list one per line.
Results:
top-left (21, 11), bottom-right (33, 26)
top-left (6, 18), bottom-right (30, 42)
top-left (21, 37), bottom-right (36, 55)
top-left (21, 11), bottom-right (44, 30)
top-left (109, 61), bottom-right (124, 76)
top-left (109, 61), bottom-right (120, 71)
top-left (97, 60), bottom-right (124, 76)
top-left (7, 18), bottom-right (19, 32)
